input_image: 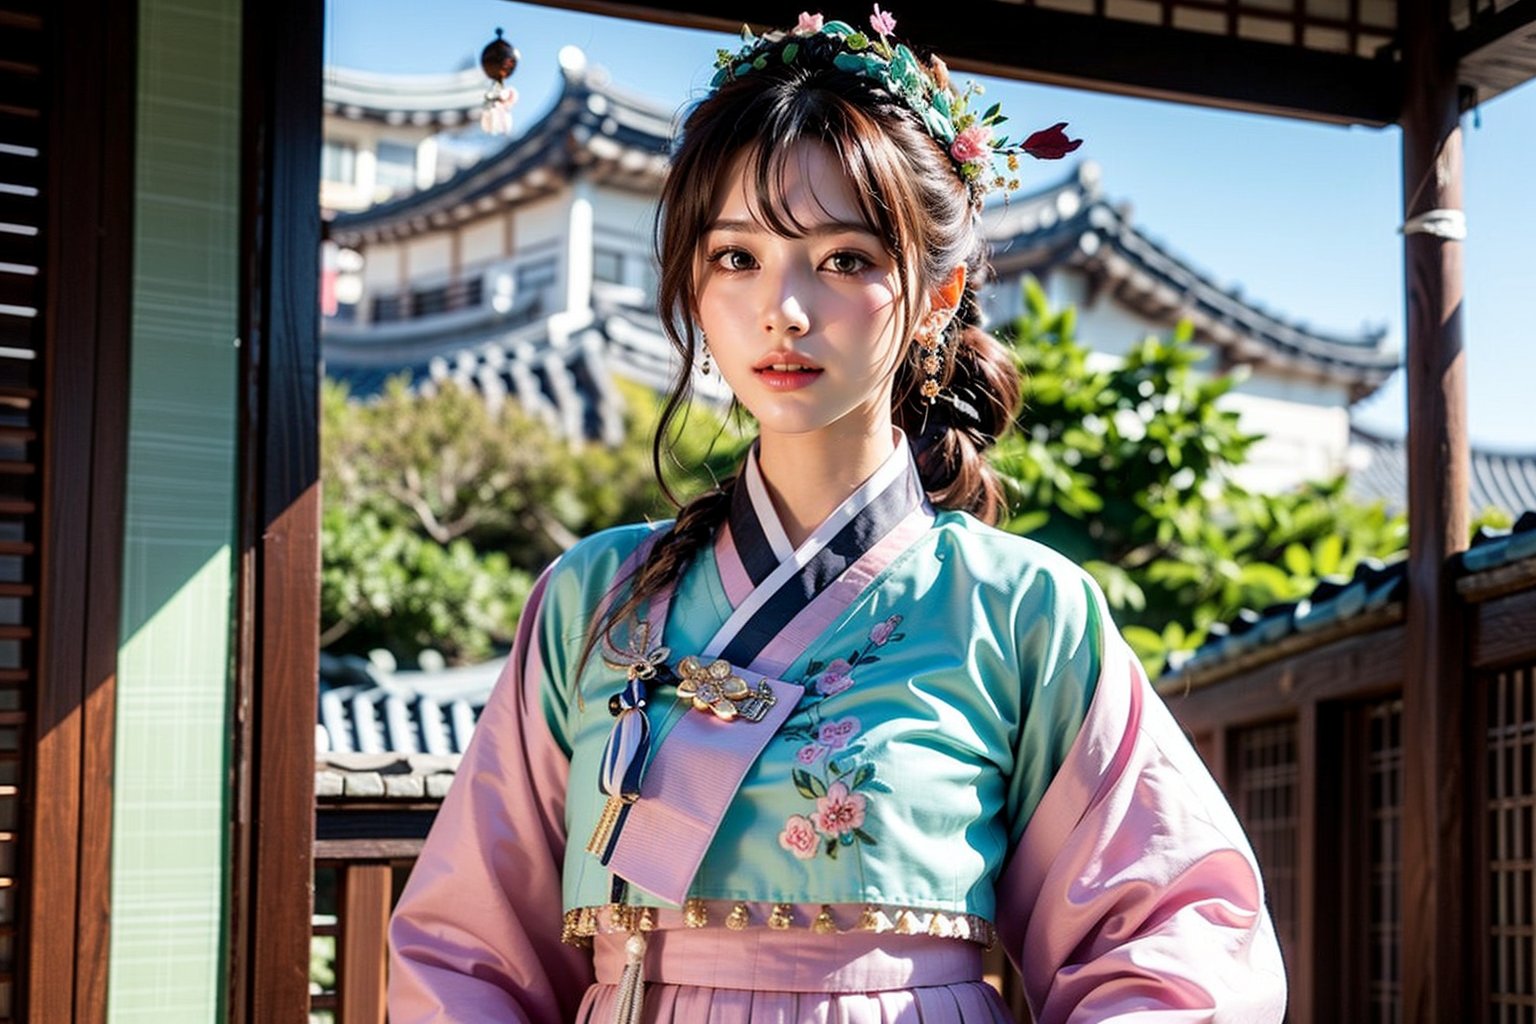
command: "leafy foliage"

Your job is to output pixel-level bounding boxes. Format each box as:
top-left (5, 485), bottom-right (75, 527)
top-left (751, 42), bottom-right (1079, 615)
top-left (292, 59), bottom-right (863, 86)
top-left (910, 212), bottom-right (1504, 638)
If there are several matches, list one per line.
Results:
top-left (320, 374), bottom-right (747, 664)
top-left (991, 278), bottom-right (1410, 672)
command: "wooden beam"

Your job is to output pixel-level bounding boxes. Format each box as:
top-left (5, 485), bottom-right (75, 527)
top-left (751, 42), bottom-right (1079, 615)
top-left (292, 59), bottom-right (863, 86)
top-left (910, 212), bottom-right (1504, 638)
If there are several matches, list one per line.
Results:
top-left (1454, 0), bottom-right (1536, 103)
top-left (228, 0), bottom-right (323, 1019)
top-left (1470, 585), bottom-right (1536, 671)
top-left (534, 0), bottom-right (1402, 125)
top-left (339, 863), bottom-right (392, 1024)
top-left (1398, 0), bottom-right (1473, 1019)
top-left (1159, 622), bottom-right (1405, 736)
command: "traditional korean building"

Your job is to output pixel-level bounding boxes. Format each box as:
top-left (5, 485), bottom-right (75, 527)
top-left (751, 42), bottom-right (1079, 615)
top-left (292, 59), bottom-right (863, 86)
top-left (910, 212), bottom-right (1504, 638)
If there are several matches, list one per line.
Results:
top-left (19, 0), bottom-right (1536, 1021)
top-left (321, 53), bottom-right (1399, 494)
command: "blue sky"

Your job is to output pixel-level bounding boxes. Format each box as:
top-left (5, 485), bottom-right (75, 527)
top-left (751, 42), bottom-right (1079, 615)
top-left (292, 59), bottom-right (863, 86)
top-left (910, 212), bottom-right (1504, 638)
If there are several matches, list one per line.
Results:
top-left (326, 0), bottom-right (1535, 449)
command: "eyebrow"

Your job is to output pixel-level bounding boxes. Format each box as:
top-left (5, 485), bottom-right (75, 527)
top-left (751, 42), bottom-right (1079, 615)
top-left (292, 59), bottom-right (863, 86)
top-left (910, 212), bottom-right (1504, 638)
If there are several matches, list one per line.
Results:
top-left (705, 217), bottom-right (879, 239)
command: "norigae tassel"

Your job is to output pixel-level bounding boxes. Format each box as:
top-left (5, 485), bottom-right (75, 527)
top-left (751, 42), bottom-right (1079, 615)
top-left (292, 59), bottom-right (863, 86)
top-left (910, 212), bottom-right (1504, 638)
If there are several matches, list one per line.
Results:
top-left (612, 931), bottom-right (646, 1024)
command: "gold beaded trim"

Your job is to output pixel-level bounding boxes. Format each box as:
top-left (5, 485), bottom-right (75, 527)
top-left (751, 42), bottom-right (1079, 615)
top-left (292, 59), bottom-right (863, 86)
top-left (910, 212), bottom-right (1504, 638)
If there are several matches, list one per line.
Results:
top-left (560, 901), bottom-right (996, 948)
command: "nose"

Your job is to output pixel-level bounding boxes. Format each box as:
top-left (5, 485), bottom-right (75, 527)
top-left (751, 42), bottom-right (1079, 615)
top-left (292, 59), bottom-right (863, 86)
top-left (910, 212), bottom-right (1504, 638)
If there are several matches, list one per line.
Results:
top-left (762, 270), bottom-right (810, 337)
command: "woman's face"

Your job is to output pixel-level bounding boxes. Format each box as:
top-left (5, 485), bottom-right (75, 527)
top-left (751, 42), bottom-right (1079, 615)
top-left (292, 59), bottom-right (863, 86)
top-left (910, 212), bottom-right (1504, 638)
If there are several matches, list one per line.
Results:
top-left (694, 142), bottom-right (913, 449)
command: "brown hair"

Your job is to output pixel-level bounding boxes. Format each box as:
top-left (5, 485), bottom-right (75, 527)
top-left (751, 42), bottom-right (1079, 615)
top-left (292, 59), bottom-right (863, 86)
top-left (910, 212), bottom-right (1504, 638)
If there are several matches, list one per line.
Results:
top-left (580, 33), bottom-right (1020, 670)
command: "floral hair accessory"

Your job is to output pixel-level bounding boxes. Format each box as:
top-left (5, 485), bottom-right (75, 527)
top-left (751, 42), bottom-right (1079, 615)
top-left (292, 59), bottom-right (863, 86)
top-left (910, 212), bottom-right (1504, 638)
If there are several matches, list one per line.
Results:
top-left (709, 7), bottom-right (1082, 204)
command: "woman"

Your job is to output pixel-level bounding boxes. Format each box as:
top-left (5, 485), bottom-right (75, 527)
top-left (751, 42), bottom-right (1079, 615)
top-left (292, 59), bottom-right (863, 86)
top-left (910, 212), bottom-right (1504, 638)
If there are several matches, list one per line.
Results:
top-left (389, 11), bottom-right (1286, 1022)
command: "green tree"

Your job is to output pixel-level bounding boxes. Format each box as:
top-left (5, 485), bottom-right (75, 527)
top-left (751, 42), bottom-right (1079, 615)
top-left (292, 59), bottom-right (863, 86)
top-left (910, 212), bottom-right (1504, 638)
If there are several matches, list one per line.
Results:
top-left (320, 374), bottom-right (749, 664)
top-left (991, 278), bottom-right (1410, 671)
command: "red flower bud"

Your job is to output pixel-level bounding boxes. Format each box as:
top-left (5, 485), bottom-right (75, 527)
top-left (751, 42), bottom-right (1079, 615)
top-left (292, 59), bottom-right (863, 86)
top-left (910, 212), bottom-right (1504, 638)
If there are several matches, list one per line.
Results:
top-left (1021, 122), bottom-right (1082, 160)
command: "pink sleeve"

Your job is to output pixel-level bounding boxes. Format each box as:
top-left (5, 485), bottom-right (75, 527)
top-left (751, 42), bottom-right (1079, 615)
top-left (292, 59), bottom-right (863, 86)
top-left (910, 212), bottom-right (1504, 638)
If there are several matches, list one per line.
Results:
top-left (996, 633), bottom-right (1288, 1023)
top-left (388, 564), bottom-right (595, 1023)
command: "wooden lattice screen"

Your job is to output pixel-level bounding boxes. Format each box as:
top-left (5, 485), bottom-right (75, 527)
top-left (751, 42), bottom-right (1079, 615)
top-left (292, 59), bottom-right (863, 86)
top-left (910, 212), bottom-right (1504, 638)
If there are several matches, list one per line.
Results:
top-left (0, 3), bottom-right (44, 1017)
top-left (1486, 663), bottom-right (1535, 1022)
top-left (1366, 698), bottom-right (1403, 1024)
top-left (1233, 720), bottom-right (1300, 965)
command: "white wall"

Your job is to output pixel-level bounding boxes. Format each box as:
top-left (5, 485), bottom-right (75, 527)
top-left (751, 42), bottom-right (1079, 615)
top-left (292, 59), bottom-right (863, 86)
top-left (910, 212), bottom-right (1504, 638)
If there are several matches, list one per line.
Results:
top-left (592, 184), bottom-right (656, 241)
top-left (1224, 391), bottom-right (1351, 493)
top-left (359, 242), bottom-right (404, 315)
top-left (459, 217), bottom-right (506, 269)
top-left (405, 234), bottom-right (453, 283)
top-left (514, 193), bottom-right (571, 250)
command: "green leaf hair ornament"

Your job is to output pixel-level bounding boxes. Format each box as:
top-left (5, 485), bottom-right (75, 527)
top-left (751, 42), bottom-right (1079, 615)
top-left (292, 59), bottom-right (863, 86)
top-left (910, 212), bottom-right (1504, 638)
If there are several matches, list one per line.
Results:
top-left (705, 7), bottom-right (1083, 204)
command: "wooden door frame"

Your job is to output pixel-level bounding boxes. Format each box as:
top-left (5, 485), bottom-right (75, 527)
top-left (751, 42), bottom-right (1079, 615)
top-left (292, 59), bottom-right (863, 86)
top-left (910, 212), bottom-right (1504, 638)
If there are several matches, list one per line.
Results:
top-left (227, 0), bottom-right (324, 1019)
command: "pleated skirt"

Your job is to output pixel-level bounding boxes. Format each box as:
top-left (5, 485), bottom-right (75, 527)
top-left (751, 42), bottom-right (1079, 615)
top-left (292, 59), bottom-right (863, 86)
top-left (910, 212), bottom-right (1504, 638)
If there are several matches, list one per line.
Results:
top-left (574, 928), bottom-right (1015, 1024)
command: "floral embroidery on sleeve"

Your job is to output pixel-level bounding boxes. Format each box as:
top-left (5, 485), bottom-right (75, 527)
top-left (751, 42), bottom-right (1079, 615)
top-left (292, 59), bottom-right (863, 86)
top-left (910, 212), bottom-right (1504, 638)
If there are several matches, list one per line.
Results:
top-left (782, 718), bottom-right (883, 860)
top-left (775, 614), bottom-right (904, 863)
top-left (778, 814), bottom-right (821, 859)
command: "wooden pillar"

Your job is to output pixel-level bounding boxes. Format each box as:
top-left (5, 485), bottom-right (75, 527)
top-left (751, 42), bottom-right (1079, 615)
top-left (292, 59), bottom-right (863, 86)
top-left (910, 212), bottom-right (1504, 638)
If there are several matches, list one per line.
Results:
top-left (229, 0), bottom-right (323, 1019)
top-left (339, 863), bottom-right (392, 1024)
top-left (1398, 1), bottom-right (1472, 1021)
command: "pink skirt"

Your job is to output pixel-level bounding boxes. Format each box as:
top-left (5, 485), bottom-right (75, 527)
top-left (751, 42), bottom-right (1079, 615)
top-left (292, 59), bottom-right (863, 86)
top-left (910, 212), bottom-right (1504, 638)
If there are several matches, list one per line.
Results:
top-left (575, 928), bottom-right (1014, 1023)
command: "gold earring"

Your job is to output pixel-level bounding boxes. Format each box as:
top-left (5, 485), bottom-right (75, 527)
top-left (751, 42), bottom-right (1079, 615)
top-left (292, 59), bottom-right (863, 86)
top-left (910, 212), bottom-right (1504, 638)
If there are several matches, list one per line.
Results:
top-left (917, 320), bottom-right (945, 403)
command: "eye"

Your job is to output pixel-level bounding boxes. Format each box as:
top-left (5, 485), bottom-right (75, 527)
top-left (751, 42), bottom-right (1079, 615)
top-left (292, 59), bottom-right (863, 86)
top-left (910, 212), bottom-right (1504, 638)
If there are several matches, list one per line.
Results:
top-left (706, 246), bottom-right (758, 272)
top-left (823, 250), bottom-right (873, 275)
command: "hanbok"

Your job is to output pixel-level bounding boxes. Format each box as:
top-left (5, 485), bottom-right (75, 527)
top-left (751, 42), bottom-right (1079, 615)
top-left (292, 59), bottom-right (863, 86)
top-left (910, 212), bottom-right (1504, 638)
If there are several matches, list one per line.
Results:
top-left (388, 435), bottom-right (1287, 1022)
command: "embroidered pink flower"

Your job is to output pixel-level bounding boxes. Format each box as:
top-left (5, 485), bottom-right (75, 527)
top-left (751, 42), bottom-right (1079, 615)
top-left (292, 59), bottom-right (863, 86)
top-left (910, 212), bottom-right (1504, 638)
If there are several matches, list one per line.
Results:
top-left (818, 716), bottom-right (861, 751)
top-left (813, 781), bottom-right (867, 836)
top-left (1021, 122), bottom-right (1083, 160)
top-left (795, 11), bottom-right (824, 34)
top-left (796, 743), bottom-right (826, 765)
top-left (815, 658), bottom-right (854, 696)
top-left (869, 614), bottom-right (902, 646)
top-left (949, 124), bottom-right (993, 165)
top-left (779, 814), bottom-right (821, 859)
top-left (869, 4), bottom-right (896, 37)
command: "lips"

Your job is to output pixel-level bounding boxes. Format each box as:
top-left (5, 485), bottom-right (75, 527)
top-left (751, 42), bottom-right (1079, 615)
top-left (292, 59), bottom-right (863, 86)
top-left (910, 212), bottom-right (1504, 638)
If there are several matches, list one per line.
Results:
top-left (752, 351), bottom-right (823, 373)
top-left (752, 351), bottom-right (824, 391)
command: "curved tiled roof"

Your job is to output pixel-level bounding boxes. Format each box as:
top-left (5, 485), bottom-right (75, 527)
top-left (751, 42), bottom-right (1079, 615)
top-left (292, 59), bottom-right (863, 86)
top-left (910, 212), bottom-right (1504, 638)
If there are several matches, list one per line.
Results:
top-left (985, 163), bottom-right (1399, 396)
top-left (323, 64), bottom-right (487, 127)
top-left (328, 59), bottom-right (674, 247)
top-left (315, 651), bottom-right (501, 756)
top-left (1347, 424), bottom-right (1536, 517)
top-left (325, 292), bottom-right (730, 443)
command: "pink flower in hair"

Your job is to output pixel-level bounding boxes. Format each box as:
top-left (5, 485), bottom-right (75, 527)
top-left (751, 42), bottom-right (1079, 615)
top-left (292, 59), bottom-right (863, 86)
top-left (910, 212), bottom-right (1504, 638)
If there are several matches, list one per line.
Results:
top-left (870, 4), bottom-right (896, 37)
top-left (949, 124), bottom-right (993, 165)
top-left (795, 11), bottom-right (824, 34)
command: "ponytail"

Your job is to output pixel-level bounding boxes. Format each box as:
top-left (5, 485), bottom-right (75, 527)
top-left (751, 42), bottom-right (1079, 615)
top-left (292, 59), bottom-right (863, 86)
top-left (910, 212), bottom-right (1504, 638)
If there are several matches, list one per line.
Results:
top-left (895, 284), bottom-right (1020, 524)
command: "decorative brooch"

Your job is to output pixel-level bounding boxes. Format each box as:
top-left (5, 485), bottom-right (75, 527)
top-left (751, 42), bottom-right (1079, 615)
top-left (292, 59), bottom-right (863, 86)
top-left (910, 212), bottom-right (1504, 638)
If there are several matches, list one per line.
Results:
top-left (602, 621), bottom-right (671, 684)
top-left (676, 655), bottom-right (778, 723)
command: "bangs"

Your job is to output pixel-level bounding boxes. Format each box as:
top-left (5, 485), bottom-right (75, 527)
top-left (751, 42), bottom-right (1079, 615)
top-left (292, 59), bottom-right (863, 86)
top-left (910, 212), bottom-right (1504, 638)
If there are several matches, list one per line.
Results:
top-left (736, 98), bottom-right (911, 258)
top-left (691, 74), bottom-right (924, 263)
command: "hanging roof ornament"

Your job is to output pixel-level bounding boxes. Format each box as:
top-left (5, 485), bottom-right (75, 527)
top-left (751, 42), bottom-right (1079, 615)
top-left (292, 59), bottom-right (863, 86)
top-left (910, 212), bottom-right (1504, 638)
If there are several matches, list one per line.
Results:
top-left (479, 28), bottom-right (520, 135)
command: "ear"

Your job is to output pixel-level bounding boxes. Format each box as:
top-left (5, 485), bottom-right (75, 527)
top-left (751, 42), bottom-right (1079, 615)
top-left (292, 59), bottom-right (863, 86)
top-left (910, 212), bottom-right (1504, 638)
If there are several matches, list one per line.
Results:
top-left (924, 264), bottom-right (967, 331)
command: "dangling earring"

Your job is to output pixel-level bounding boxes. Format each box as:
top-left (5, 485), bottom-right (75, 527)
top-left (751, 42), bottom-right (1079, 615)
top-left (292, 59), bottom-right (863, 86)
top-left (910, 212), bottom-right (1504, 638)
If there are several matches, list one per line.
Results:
top-left (917, 320), bottom-right (945, 403)
top-left (698, 334), bottom-right (712, 376)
